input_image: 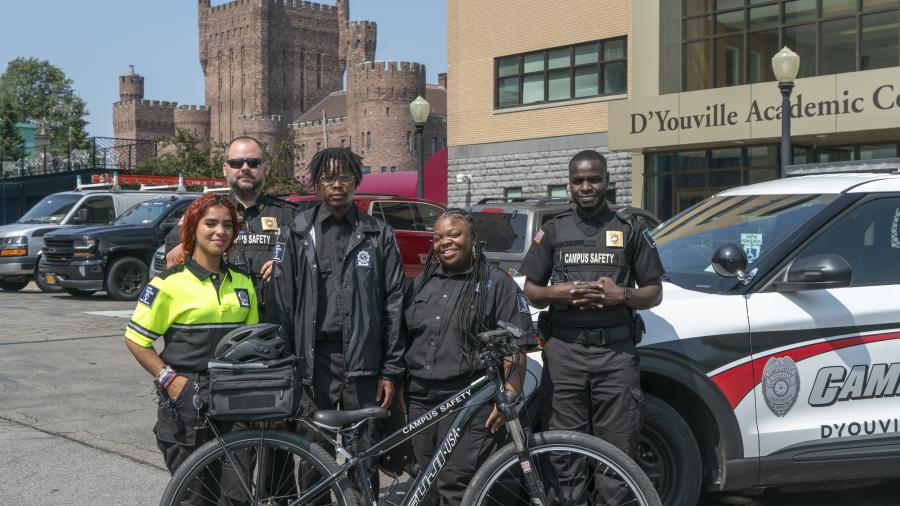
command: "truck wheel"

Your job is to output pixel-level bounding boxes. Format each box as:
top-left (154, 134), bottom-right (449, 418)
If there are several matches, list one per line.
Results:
top-left (0, 280), bottom-right (29, 291)
top-left (106, 256), bottom-right (148, 301)
top-left (638, 394), bottom-right (702, 506)
top-left (34, 270), bottom-right (62, 293)
top-left (63, 288), bottom-right (96, 297)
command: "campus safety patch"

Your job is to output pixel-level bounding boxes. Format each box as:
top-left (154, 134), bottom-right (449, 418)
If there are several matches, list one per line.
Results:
top-left (643, 230), bottom-right (657, 249)
top-left (138, 284), bottom-right (159, 308)
top-left (234, 288), bottom-right (251, 308)
top-left (273, 242), bottom-right (285, 263)
top-left (517, 293), bottom-right (530, 314)
top-left (533, 228), bottom-right (545, 244)
top-left (356, 248), bottom-right (372, 268)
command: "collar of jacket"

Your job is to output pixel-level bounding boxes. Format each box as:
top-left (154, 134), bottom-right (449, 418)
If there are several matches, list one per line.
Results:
top-left (289, 202), bottom-right (380, 246)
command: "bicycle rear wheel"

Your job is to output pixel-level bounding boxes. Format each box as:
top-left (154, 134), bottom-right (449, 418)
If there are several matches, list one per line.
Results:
top-left (462, 430), bottom-right (661, 506)
top-left (160, 428), bottom-right (359, 506)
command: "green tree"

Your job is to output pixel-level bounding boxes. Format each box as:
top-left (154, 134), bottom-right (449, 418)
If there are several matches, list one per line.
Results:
top-left (136, 129), bottom-right (222, 179)
top-left (0, 99), bottom-right (25, 161)
top-left (0, 57), bottom-right (89, 153)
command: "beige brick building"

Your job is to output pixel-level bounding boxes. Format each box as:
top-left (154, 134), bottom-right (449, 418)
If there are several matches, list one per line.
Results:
top-left (447, 0), bottom-right (634, 208)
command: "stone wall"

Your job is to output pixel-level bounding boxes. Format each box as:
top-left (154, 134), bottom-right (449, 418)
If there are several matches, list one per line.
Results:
top-left (448, 133), bottom-right (632, 208)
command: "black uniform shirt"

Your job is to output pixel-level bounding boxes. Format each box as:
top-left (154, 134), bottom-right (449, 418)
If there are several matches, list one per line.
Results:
top-left (404, 264), bottom-right (535, 382)
top-left (314, 204), bottom-right (359, 342)
top-left (520, 204), bottom-right (665, 288)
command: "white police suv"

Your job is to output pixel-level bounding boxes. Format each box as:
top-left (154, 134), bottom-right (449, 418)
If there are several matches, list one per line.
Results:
top-left (520, 163), bottom-right (900, 505)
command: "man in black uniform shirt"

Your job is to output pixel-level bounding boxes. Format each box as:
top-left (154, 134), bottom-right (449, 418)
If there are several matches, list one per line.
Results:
top-left (267, 147), bottom-right (405, 497)
top-left (165, 136), bottom-right (299, 318)
top-left (521, 149), bottom-right (663, 501)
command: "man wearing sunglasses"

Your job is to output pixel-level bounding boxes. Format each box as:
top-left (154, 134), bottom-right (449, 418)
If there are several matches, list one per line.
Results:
top-left (165, 136), bottom-right (300, 318)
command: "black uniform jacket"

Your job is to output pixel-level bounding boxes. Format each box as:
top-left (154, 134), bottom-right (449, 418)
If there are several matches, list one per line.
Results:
top-left (266, 202), bottom-right (406, 384)
top-left (404, 263), bottom-right (536, 382)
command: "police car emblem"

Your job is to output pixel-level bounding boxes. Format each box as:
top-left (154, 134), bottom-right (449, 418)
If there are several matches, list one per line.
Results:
top-left (139, 284), bottom-right (159, 308)
top-left (356, 249), bottom-right (371, 268)
top-left (762, 356), bottom-right (800, 417)
top-left (234, 288), bottom-right (251, 308)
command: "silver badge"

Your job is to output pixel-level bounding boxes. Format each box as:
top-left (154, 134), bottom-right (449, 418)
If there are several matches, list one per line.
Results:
top-left (762, 356), bottom-right (800, 417)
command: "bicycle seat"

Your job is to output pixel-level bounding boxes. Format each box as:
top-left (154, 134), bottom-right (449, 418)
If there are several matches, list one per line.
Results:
top-left (312, 407), bottom-right (390, 429)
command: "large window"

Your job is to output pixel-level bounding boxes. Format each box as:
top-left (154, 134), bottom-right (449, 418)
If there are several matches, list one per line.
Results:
top-left (645, 141), bottom-right (900, 220)
top-left (682, 0), bottom-right (900, 91)
top-left (495, 37), bottom-right (627, 108)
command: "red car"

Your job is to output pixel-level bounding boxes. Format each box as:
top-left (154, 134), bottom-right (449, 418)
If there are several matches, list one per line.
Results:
top-left (283, 194), bottom-right (446, 279)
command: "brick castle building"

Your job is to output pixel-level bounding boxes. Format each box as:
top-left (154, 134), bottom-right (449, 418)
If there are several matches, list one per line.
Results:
top-left (113, 0), bottom-right (446, 177)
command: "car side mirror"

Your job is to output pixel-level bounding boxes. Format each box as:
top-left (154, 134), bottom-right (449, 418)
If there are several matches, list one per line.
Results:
top-left (160, 218), bottom-right (180, 233)
top-left (711, 243), bottom-right (749, 280)
top-left (72, 208), bottom-right (88, 224)
top-left (773, 254), bottom-right (852, 292)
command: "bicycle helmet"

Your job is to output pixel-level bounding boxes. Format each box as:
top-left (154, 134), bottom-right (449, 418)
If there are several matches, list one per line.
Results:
top-left (214, 323), bottom-right (287, 362)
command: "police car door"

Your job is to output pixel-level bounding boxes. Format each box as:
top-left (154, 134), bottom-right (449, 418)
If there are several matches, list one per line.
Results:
top-left (745, 194), bottom-right (900, 479)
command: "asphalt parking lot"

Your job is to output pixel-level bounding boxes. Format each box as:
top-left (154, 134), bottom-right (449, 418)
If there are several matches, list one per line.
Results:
top-left (1, 283), bottom-right (897, 505)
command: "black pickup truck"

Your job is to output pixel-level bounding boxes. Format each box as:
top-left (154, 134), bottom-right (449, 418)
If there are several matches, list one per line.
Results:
top-left (39, 194), bottom-right (199, 300)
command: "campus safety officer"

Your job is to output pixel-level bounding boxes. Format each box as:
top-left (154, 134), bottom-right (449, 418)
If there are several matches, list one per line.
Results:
top-left (125, 193), bottom-right (257, 482)
top-left (404, 210), bottom-right (534, 505)
top-left (266, 147), bottom-right (406, 496)
top-left (521, 149), bottom-right (663, 499)
top-left (166, 136), bottom-right (299, 318)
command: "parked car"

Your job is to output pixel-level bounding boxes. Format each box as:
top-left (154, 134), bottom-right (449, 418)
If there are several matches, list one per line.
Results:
top-left (0, 190), bottom-right (177, 292)
top-left (517, 169), bottom-right (900, 505)
top-left (284, 194), bottom-right (446, 279)
top-left (470, 197), bottom-right (661, 276)
top-left (39, 194), bottom-right (199, 300)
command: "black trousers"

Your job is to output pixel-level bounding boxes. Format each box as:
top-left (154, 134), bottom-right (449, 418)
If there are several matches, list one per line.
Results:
top-left (300, 340), bottom-right (380, 498)
top-left (407, 376), bottom-right (507, 506)
top-left (540, 337), bottom-right (643, 505)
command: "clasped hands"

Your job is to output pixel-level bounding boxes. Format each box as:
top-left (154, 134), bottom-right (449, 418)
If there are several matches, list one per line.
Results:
top-left (553, 277), bottom-right (625, 310)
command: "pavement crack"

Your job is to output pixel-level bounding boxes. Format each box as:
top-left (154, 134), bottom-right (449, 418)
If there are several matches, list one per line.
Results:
top-left (0, 333), bottom-right (123, 346)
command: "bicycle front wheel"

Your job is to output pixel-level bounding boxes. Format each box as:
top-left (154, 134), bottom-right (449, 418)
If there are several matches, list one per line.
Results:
top-left (463, 430), bottom-right (662, 506)
top-left (160, 428), bottom-right (358, 506)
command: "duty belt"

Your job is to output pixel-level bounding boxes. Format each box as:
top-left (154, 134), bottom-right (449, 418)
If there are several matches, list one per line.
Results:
top-left (553, 323), bottom-right (633, 347)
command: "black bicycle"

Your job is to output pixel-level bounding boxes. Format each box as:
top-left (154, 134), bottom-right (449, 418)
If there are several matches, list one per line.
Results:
top-left (160, 322), bottom-right (661, 506)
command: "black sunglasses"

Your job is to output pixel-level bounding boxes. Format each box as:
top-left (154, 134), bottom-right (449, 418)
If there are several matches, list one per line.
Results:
top-left (226, 158), bottom-right (263, 169)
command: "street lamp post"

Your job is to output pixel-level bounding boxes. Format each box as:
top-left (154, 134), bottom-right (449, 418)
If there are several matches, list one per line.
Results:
top-left (771, 46), bottom-right (800, 178)
top-left (409, 95), bottom-right (431, 198)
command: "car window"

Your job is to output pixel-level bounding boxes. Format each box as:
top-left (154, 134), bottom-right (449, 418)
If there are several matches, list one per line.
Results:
top-left (82, 196), bottom-right (116, 224)
top-left (115, 200), bottom-right (176, 225)
top-left (373, 202), bottom-right (416, 231)
top-left (17, 194), bottom-right (81, 224)
top-left (471, 211), bottom-right (529, 253)
top-left (164, 202), bottom-right (190, 224)
top-left (414, 203), bottom-right (444, 232)
top-left (653, 194), bottom-right (838, 293)
top-left (794, 197), bottom-right (900, 287)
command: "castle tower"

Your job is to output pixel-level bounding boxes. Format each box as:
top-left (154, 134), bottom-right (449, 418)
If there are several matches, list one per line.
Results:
top-left (199, 0), bottom-right (343, 146)
top-left (351, 61), bottom-right (426, 173)
top-left (119, 65), bottom-right (144, 101)
top-left (174, 105), bottom-right (211, 147)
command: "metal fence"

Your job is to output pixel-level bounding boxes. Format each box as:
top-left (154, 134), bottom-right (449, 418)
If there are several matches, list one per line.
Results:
top-left (0, 137), bottom-right (157, 179)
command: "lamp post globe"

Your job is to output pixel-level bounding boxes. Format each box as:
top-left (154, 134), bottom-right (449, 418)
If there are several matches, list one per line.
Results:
top-left (771, 46), bottom-right (800, 178)
top-left (409, 96), bottom-right (431, 198)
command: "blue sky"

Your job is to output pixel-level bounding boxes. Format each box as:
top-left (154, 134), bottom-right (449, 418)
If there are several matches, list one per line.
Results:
top-left (0, 0), bottom-right (447, 138)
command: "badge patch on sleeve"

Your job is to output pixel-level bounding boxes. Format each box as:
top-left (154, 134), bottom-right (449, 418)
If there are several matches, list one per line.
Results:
top-left (533, 228), bottom-right (545, 244)
top-left (643, 230), bottom-right (657, 249)
top-left (234, 288), bottom-right (251, 308)
top-left (138, 284), bottom-right (159, 307)
top-left (517, 293), bottom-right (530, 314)
top-left (356, 248), bottom-right (372, 268)
top-left (273, 242), bottom-right (285, 263)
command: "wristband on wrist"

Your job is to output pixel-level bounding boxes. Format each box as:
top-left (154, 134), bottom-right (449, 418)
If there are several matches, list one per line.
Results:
top-left (156, 366), bottom-right (176, 388)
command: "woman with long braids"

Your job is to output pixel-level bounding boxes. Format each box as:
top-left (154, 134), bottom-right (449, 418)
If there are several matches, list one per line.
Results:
top-left (403, 209), bottom-right (535, 505)
top-left (125, 193), bottom-right (258, 481)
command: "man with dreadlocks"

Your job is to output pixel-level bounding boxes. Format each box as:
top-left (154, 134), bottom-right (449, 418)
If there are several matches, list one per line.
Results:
top-left (267, 147), bottom-right (405, 496)
top-left (404, 209), bottom-right (534, 505)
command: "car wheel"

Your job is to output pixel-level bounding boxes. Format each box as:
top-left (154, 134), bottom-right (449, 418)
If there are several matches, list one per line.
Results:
top-left (106, 256), bottom-right (148, 301)
top-left (638, 394), bottom-right (702, 506)
top-left (63, 288), bottom-right (96, 297)
top-left (34, 269), bottom-right (62, 293)
top-left (0, 279), bottom-right (30, 291)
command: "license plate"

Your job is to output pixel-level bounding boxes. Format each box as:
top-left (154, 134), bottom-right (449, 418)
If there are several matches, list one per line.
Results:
top-left (45, 274), bottom-right (56, 284)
